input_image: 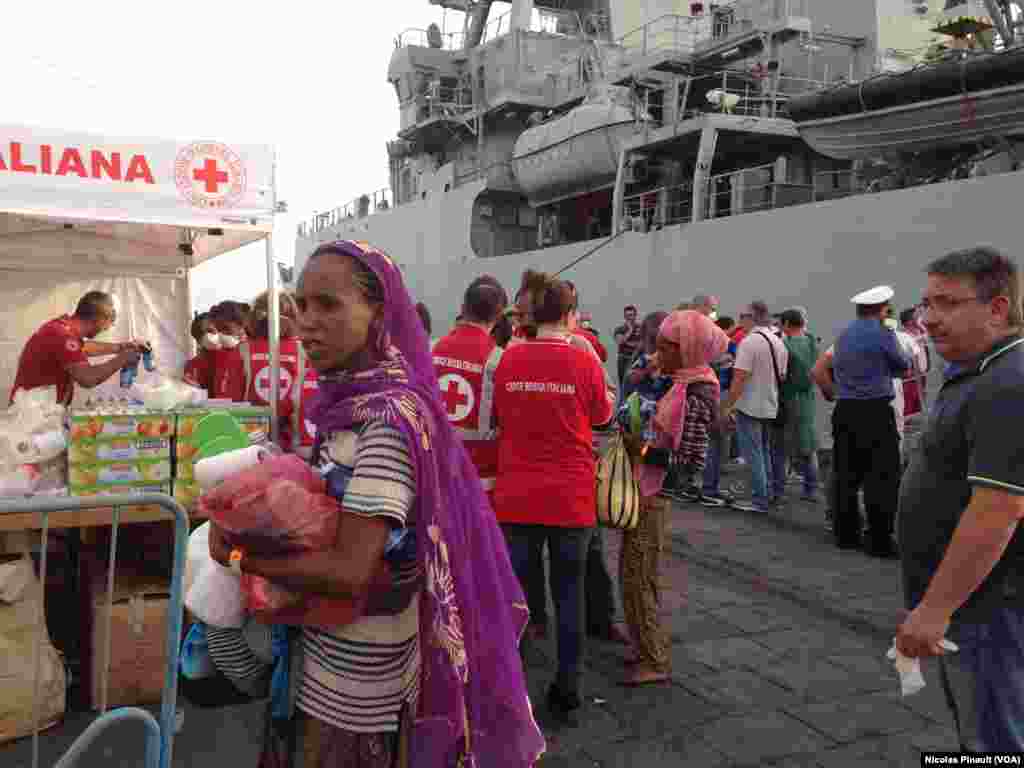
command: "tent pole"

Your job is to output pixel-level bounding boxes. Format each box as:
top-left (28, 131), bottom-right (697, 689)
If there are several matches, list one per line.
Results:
top-left (266, 234), bottom-right (281, 445)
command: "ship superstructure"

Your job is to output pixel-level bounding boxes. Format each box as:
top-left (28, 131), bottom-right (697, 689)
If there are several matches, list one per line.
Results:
top-left (295, 0), bottom-right (1024, 379)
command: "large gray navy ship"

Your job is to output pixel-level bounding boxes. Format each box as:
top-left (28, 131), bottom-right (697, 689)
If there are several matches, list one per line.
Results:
top-left (295, 0), bottom-right (1024, 354)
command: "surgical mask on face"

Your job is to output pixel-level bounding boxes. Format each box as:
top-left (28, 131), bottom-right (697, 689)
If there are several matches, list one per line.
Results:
top-left (219, 334), bottom-right (240, 349)
top-left (708, 310), bottom-right (719, 322)
top-left (200, 333), bottom-right (221, 351)
top-left (883, 318), bottom-right (898, 331)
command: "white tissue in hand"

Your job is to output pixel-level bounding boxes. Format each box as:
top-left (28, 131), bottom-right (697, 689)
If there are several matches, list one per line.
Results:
top-left (184, 522), bottom-right (246, 628)
top-left (886, 639), bottom-right (959, 696)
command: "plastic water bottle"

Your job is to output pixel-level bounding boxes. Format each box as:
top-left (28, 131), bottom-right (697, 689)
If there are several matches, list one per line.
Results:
top-left (142, 345), bottom-right (155, 372)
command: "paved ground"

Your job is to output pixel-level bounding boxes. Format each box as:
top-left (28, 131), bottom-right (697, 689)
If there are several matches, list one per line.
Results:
top-left (3, 461), bottom-right (960, 767)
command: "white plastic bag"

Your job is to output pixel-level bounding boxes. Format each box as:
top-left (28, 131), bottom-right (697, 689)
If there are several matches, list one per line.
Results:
top-left (183, 522), bottom-right (246, 629)
top-left (133, 375), bottom-right (204, 411)
top-left (0, 555), bottom-right (66, 744)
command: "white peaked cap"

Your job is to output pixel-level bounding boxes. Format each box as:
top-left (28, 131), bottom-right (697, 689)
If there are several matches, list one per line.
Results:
top-left (851, 285), bottom-right (895, 305)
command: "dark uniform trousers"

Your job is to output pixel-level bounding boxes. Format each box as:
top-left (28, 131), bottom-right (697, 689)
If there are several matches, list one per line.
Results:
top-left (831, 398), bottom-right (901, 546)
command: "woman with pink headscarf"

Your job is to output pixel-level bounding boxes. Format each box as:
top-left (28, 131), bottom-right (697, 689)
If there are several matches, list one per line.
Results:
top-left (620, 310), bottom-right (729, 685)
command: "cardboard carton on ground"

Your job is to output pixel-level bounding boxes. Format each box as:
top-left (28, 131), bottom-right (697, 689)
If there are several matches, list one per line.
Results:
top-left (89, 569), bottom-right (170, 710)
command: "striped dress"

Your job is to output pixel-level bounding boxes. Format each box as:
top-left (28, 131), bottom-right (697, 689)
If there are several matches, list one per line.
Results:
top-left (297, 421), bottom-right (421, 734)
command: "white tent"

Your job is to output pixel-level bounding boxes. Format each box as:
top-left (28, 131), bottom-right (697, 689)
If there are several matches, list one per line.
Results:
top-left (0, 122), bottom-right (284, 436)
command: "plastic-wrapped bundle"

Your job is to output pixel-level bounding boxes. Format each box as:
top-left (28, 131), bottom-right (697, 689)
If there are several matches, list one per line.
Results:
top-left (184, 522), bottom-right (246, 628)
top-left (197, 454), bottom-right (365, 627)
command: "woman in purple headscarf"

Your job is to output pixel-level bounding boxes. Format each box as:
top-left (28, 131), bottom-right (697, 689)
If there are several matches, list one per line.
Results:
top-left (209, 240), bottom-right (544, 768)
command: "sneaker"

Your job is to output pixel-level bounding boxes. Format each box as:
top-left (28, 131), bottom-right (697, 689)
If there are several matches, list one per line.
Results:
top-left (673, 484), bottom-right (702, 502)
top-left (730, 498), bottom-right (763, 513)
top-left (699, 492), bottom-right (729, 507)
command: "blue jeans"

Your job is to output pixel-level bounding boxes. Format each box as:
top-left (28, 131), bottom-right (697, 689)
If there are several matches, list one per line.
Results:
top-left (502, 524), bottom-right (592, 700)
top-left (940, 606), bottom-right (1024, 752)
top-left (701, 425), bottom-right (725, 496)
top-left (735, 411), bottom-right (774, 511)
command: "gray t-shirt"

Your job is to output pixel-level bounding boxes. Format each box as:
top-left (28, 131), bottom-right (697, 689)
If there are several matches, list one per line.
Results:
top-left (899, 335), bottom-right (1024, 626)
top-left (734, 327), bottom-right (788, 420)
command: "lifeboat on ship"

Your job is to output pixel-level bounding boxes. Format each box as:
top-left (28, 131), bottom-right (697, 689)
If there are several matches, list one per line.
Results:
top-left (787, 46), bottom-right (1024, 160)
top-left (512, 86), bottom-right (640, 207)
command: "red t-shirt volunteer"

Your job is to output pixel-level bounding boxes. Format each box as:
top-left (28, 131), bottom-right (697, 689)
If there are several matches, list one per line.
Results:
top-left (492, 337), bottom-right (614, 528)
top-left (183, 353), bottom-right (215, 393)
top-left (216, 338), bottom-right (307, 448)
top-left (10, 315), bottom-right (89, 405)
top-left (432, 324), bottom-right (503, 498)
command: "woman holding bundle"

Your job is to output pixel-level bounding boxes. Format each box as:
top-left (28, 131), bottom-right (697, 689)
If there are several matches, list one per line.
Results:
top-left (621, 310), bottom-right (729, 685)
top-left (208, 240), bottom-right (543, 768)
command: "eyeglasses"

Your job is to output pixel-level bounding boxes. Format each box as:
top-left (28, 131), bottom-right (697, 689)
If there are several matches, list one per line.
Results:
top-left (919, 295), bottom-right (988, 313)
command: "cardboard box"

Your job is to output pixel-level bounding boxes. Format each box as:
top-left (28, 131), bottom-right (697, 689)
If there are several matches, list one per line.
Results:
top-left (174, 406), bottom-right (270, 482)
top-left (172, 480), bottom-right (200, 510)
top-left (69, 481), bottom-right (172, 499)
top-left (175, 406), bottom-right (271, 441)
top-left (69, 436), bottom-right (171, 464)
top-left (68, 458), bottom-right (172, 489)
top-left (89, 570), bottom-right (170, 710)
top-left (69, 412), bottom-right (174, 442)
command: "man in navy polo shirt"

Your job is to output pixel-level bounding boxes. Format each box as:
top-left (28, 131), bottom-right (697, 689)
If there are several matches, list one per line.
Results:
top-left (896, 246), bottom-right (1024, 753)
top-left (829, 285), bottom-right (909, 557)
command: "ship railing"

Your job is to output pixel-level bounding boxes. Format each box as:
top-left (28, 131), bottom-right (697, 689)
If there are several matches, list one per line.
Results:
top-left (394, 27), bottom-right (465, 51)
top-left (621, 184), bottom-right (695, 229)
top-left (298, 187), bottom-right (394, 238)
top-left (453, 160), bottom-right (516, 188)
top-left (678, 72), bottom-right (828, 119)
top-left (616, 0), bottom-right (812, 58)
top-left (480, 7), bottom-right (585, 45)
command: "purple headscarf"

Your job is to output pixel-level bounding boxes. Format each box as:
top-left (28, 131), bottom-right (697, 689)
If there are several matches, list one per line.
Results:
top-left (305, 241), bottom-right (544, 768)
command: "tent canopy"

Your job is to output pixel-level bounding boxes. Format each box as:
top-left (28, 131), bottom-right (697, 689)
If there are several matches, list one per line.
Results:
top-left (0, 122), bottom-right (280, 415)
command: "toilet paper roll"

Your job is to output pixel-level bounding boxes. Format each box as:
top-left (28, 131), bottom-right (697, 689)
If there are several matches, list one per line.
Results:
top-left (32, 430), bottom-right (67, 461)
top-left (194, 445), bottom-right (271, 490)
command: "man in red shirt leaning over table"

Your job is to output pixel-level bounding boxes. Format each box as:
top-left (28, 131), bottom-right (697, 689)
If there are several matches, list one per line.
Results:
top-left (10, 291), bottom-right (143, 406)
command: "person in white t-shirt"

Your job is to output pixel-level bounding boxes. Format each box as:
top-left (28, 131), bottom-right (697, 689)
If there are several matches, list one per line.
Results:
top-left (719, 300), bottom-right (789, 513)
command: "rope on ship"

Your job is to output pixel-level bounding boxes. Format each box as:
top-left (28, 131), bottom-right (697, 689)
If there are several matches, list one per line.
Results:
top-left (553, 228), bottom-right (629, 277)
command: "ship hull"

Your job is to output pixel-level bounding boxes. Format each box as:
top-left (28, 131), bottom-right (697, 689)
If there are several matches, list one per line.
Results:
top-left (297, 169), bottom-right (1024, 445)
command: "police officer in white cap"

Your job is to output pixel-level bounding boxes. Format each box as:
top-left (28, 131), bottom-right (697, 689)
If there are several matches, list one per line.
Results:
top-left (829, 285), bottom-right (911, 558)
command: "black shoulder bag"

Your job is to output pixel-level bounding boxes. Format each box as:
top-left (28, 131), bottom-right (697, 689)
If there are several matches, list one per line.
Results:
top-left (756, 331), bottom-right (788, 428)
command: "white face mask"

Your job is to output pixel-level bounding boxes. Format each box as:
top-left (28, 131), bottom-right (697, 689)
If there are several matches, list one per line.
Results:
top-left (708, 310), bottom-right (719, 322)
top-left (883, 318), bottom-right (898, 331)
top-left (200, 333), bottom-right (222, 351)
top-left (219, 334), bottom-right (240, 349)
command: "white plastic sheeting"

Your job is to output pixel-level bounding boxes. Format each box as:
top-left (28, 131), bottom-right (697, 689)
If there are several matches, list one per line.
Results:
top-left (0, 258), bottom-right (190, 407)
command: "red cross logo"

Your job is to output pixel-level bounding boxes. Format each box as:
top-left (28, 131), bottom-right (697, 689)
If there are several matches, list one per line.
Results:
top-left (174, 142), bottom-right (247, 210)
top-left (437, 374), bottom-right (474, 422)
top-left (193, 158), bottom-right (229, 194)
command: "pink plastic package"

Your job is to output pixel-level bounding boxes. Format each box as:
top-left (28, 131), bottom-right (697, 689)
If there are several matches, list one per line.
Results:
top-left (198, 454), bottom-right (359, 625)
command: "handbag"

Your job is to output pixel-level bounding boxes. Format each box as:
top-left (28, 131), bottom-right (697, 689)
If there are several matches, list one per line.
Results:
top-left (595, 431), bottom-right (640, 530)
top-left (756, 331), bottom-right (788, 428)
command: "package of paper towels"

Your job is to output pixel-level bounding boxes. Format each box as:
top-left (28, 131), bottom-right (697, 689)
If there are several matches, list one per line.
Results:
top-left (184, 522), bottom-right (245, 629)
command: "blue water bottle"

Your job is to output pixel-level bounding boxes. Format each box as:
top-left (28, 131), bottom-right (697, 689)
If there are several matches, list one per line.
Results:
top-left (120, 359), bottom-right (140, 388)
top-left (142, 344), bottom-right (155, 372)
